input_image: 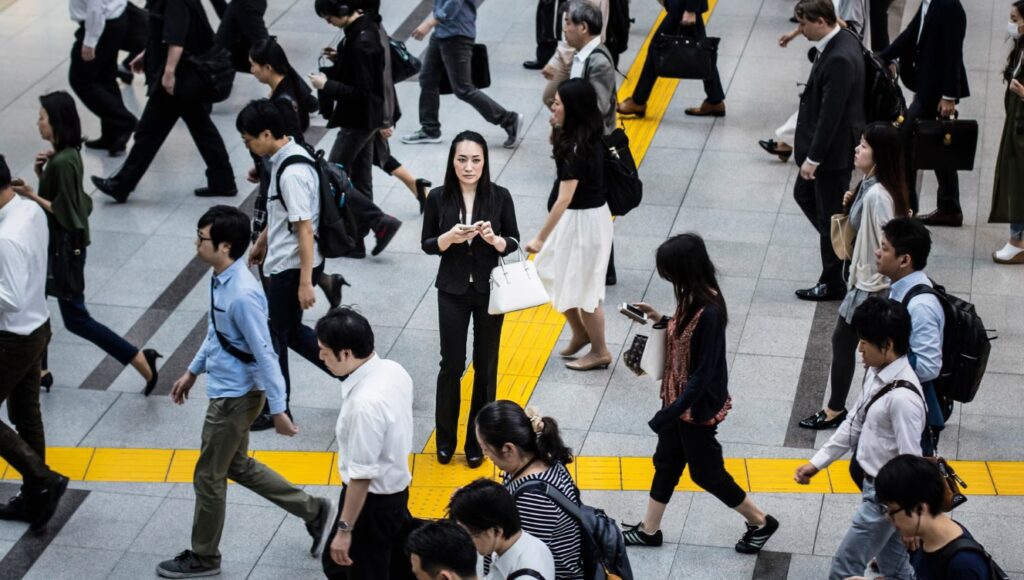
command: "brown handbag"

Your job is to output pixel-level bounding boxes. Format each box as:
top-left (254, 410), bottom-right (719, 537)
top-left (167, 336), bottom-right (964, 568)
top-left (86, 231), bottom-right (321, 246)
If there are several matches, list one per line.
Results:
top-left (830, 213), bottom-right (855, 261)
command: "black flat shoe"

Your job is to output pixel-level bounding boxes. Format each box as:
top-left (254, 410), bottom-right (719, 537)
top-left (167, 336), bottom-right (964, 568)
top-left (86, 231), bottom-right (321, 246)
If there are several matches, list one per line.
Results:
top-left (522, 60), bottom-right (545, 70)
top-left (326, 273), bottom-right (350, 310)
top-left (795, 283), bottom-right (845, 302)
top-left (466, 452), bottom-right (484, 469)
top-left (372, 215), bottom-right (402, 256)
top-left (194, 186), bottom-right (238, 198)
top-left (415, 178), bottom-right (431, 214)
top-left (798, 409), bottom-right (848, 430)
top-left (91, 175), bottom-right (130, 203)
top-left (757, 139), bottom-right (792, 162)
top-left (437, 450), bottom-right (453, 465)
top-left (40, 372), bottom-right (53, 393)
top-left (142, 349), bottom-right (163, 396)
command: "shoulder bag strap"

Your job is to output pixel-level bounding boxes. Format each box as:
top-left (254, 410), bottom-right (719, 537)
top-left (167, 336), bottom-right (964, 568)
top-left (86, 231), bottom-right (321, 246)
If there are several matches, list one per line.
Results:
top-left (511, 479), bottom-right (584, 522)
top-left (507, 570), bottom-right (546, 580)
top-left (210, 281), bottom-right (256, 364)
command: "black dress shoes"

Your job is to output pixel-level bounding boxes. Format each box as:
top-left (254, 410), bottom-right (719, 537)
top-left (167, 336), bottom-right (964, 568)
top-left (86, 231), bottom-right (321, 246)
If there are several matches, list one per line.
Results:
top-left (795, 283), bottom-right (845, 302)
top-left (437, 450), bottom-right (453, 465)
top-left (757, 139), bottom-right (792, 162)
top-left (195, 185), bottom-right (238, 198)
top-left (91, 175), bottom-right (130, 203)
top-left (466, 454), bottom-right (484, 469)
top-left (372, 215), bottom-right (402, 256)
top-left (799, 409), bottom-right (848, 430)
top-left (522, 60), bottom-right (545, 70)
top-left (85, 135), bottom-right (130, 157)
top-left (919, 208), bottom-right (964, 227)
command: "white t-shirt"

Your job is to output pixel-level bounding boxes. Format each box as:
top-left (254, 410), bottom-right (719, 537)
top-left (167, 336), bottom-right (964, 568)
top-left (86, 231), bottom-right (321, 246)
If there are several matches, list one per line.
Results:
top-left (477, 531), bottom-right (556, 580)
top-left (0, 195), bottom-right (49, 335)
top-left (264, 139), bottom-right (322, 275)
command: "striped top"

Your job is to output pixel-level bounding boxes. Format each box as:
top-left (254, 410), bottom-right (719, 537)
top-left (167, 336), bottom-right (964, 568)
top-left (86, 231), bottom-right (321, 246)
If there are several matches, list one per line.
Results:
top-left (504, 462), bottom-right (585, 580)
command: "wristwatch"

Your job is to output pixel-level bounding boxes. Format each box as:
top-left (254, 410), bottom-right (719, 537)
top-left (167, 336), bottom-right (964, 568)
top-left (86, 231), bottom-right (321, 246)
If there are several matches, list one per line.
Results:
top-left (337, 520), bottom-right (353, 533)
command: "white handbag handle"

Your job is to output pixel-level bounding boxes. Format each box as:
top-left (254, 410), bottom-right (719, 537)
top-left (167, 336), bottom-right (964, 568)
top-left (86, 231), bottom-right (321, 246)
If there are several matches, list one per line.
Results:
top-left (491, 237), bottom-right (531, 288)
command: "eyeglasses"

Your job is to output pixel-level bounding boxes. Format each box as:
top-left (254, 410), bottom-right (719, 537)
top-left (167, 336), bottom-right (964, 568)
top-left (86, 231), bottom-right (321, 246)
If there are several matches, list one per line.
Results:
top-left (879, 503), bottom-right (903, 520)
top-left (197, 233), bottom-right (213, 243)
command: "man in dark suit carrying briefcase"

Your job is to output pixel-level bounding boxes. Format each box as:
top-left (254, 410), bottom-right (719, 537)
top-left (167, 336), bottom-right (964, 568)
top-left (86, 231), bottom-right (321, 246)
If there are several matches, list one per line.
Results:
top-left (880, 0), bottom-right (969, 226)
top-left (792, 0), bottom-right (865, 302)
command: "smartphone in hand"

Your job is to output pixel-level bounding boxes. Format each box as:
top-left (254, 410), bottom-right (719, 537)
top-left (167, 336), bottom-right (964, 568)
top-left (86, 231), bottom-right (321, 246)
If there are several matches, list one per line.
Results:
top-left (619, 303), bottom-right (648, 324)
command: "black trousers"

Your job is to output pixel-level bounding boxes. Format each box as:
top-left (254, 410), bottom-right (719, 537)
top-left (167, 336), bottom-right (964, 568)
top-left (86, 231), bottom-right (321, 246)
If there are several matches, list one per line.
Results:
top-left (633, 0), bottom-right (725, 105)
top-left (901, 96), bottom-right (961, 214)
top-left (69, 12), bottom-right (137, 139)
top-left (0, 322), bottom-right (54, 491)
top-left (322, 486), bottom-right (416, 580)
top-left (266, 263), bottom-right (330, 410)
top-left (828, 315), bottom-right (860, 412)
top-left (114, 87), bottom-right (234, 194)
top-left (372, 132), bottom-right (403, 174)
top-left (436, 287), bottom-right (504, 456)
top-left (650, 419), bottom-right (746, 507)
top-left (329, 127), bottom-right (377, 201)
top-left (869, 0), bottom-right (894, 51)
top-left (534, 0), bottom-right (564, 63)
top-left (793, 168), bottom-right (850, 291)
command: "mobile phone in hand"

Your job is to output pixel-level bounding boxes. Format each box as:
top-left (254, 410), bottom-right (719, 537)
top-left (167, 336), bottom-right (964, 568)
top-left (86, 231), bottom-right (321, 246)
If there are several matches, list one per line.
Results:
top-left (10, 178), bottom-right (24, 187)
top-left (455, 224), bottom-right (477, 232)
top-left (619, 303), bottom-right (648, 324)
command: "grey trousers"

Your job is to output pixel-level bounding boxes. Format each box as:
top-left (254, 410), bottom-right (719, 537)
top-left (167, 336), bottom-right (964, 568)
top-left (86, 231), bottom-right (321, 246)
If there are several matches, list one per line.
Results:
top-left (829, 479), bottom-right (914, 580)
top-left (418, 35), bottom-right (512, 135)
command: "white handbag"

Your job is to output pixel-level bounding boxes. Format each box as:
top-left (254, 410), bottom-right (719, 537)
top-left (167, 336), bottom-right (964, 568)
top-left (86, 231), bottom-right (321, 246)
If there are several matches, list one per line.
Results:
top-left (639, 322), bottom-right (667, 380)
top-left (487, 241), bottom-right (550, 315)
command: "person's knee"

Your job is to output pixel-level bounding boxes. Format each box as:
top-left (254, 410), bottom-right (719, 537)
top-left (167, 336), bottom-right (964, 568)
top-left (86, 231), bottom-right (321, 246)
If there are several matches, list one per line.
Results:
top-left (62, 314), bottom-right (91, 337)
top-left (453, 85), bottom-right (479, 101)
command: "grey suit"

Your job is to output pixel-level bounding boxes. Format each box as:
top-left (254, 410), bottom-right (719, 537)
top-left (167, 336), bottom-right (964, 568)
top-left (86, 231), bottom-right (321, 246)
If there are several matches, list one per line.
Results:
top-left (579, 44), bottom-right (618, 135)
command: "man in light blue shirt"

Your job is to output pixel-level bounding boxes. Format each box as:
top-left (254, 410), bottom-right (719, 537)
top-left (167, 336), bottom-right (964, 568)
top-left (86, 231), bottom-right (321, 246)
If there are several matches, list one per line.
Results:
top-left (158, 206), bottom-right (336, 579)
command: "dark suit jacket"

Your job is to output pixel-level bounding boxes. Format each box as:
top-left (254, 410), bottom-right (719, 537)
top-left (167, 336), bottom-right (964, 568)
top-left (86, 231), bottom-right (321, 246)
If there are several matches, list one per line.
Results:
top-left (879, 0), bottom-right (968, 103)
top-left (421, 185), bottom-right (520, 295)
top-left (318, 15), bottom-right (385, 130)
top-left (795, 29), bottom-right (866, 171)
top-left (683, 0), bottom-right (709, 13)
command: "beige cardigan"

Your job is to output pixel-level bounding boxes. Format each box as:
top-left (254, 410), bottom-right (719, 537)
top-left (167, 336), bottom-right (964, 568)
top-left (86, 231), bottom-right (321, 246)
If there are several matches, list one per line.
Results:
top-left (848, 182), bottom-right (894, 293)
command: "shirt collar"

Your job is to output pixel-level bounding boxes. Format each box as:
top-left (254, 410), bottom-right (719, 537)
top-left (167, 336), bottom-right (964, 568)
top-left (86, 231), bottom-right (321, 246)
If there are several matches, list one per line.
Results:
top-left (889, 270), bottom-right (929, 300)
top-left (212, 259), bottom-right (244, 288)
top-left (817, 25), bottom-right (842, 53)
top-left (269, 137), bottom-right (297, 166)
top-left (574, 37), bottom-right (602, 63)
top-left (876, 355), bottom-right (911, 385)
top-left (341, 353), bottom-right (380, 399)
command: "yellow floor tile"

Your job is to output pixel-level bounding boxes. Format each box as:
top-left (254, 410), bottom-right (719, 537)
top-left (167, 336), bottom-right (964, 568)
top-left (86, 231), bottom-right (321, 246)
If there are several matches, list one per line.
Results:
top-left (412, 454), bottom-right (496, 488)
top-left (0, 457), bottom-right (8, 479)
top-left (329, 453), bottom-right (342, 486)
top-left (84, 448), bottom-right (174, 482)
top-left (166, 450), bottom-right (200, 483)
top-left (620, 457), bottom-right (655, 491)
top-left (987, 462), bottom-right (1024, 495)
top-left (746, 459), bottom-right (831, 494)
top-left (251, 451), bottom-right (333, 486)
top-left (946, 461), bottom-right (996, 495)
top-left (409, 487), bottom-right (456, 519)
top-left (576, 457), bottom-right (622, 491)
top-left (676, 458), bottom-right (749, 492)
top-left (826, 461), bottom-right (862, 494)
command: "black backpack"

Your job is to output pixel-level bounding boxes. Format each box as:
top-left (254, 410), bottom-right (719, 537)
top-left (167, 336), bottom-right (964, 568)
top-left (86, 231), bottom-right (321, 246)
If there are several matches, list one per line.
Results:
top-left (273, 146), bottom-right (359, 258)
top-left (938, 536), bottom-right (1010, 580)
top-left (512, 480), bottom-right (633, 580)
top-left (847, 29), bottom-right (905, 124)
top-left (601, 128), bottom-right (642, 217)
top-left (902, 282), bottom-right (994, 404)
top-left (604, 0), bottom-right (632, 59)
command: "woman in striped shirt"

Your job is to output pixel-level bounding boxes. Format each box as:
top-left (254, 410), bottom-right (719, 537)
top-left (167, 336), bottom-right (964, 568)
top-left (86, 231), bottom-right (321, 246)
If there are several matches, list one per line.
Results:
top-left (475, 400), bottom-right (585, 580)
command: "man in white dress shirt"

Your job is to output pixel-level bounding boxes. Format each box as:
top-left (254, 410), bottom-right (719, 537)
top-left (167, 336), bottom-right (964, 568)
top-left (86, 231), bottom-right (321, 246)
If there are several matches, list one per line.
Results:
top-left (0, 156), bottom-right (70, 533)
top-left (793, 296), bottom-right (925, 580)
top-left (316, 307), bottom-right (416, 580)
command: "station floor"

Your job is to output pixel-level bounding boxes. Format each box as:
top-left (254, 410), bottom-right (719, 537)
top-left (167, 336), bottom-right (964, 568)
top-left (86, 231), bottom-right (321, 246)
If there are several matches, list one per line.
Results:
top-left (1, 0), bottom-right (1023, 577)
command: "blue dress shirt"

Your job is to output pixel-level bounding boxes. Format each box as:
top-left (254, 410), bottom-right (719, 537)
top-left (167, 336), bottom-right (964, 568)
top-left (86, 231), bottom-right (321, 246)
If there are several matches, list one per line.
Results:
top-left (888, 270), bottom-right (945, 383)
top-left (433, 0), bottom-right (477, 40)
top-left (188, 260), bottom-right (288, 415)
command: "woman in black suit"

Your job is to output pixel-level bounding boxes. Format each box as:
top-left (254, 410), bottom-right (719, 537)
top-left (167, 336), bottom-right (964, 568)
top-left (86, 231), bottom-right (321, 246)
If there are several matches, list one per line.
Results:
top-left (421, 131), bottom-right (520, 468)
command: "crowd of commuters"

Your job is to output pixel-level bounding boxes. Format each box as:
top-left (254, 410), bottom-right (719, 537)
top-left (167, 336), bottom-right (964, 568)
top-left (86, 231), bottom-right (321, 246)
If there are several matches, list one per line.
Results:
top-left (0, 0), bottom-right (1015, 577)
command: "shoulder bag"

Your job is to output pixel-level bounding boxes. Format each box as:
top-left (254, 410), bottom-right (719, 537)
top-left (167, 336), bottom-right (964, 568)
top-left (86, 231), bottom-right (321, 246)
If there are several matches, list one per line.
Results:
top-left (439, 43), bottom-right (491, 94)
top-left (649, 32), bottom-right (720, 80)
top-left (830, 213), bottom-right (855, 261)
top-left (487, 240), bottom-right (550, 315)
top-left (46, 228), bottom-right (86, 300)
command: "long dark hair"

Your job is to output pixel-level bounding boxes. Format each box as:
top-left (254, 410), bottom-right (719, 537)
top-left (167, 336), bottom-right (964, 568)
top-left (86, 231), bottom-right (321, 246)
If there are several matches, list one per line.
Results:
top-left (862, 122), bottom-right (910, 218)
top-left (655, 233), bottom-right (728, 332)
top-left (475, 400), bottom-right (574, 466)
top-left (39, 91), bottom-right (83, 150)
top-left (552, 78), bottom-right (603, 164)
top-left (249, 37), bottom-right (310, 132)
top-left (1007, 1), bottom-right (1024, 82)
top-left (441, 131), bottom-right (493, 220)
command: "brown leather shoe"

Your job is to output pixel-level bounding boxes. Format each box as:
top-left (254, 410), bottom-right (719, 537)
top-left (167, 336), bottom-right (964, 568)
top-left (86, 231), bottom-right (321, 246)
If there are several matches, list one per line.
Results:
top-left (919, 209), bottom-right (963, 227)
top-left (685, 101), bottom-right (726, 117)
top-left (617, 98), bottom-right (647, 117)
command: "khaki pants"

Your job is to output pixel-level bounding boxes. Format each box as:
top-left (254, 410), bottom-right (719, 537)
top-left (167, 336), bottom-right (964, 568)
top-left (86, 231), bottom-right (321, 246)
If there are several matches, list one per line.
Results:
top-left (192, 391), bottom-right (320, 566)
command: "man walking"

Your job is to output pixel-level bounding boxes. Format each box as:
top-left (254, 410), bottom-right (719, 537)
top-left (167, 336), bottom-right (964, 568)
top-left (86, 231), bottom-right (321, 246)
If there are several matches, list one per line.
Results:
top-left (316, 308), bottom-right (417, 579)
top-left (880, 0), bottom-right (969, 224)
top-left (564, 0), bottom-right (617, 134)
top-left (403, 0), bottom-right (525, 148)
top-left (91, 0), bottom-right (236, 202)
top-left (157, 205), bottom-right (335, 578)
top-left (0, 155), bottom-right (70, 533)
top-left (68, 0), bottom-right (138, 156)
top-left (791, 0), bottom-right (865, 302)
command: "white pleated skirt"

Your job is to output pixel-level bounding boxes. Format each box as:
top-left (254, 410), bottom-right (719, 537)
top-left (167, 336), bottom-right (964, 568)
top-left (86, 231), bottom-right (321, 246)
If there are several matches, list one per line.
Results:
top-left (535, 204), bottom-right (614, 313)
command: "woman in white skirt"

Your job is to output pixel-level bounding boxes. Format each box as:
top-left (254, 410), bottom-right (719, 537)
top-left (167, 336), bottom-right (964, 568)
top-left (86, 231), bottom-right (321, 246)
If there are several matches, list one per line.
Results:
top-left (526, 78), bottom-right (613, 371)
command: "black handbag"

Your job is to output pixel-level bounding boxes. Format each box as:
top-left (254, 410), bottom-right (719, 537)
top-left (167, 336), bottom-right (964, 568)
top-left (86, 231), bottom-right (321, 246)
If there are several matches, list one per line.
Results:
top-left (176, 46), bottom-right (236, 103)
top-left (649, 33), bottom-right (720, 80)
top-left (46, 228), bottom-right (86, 300)
top-left (389, 38), bottom-right (421, 83)
top-left (439, 43), bottom-right (491, 95)
top-left (913, 118), bottom-right (978, 171)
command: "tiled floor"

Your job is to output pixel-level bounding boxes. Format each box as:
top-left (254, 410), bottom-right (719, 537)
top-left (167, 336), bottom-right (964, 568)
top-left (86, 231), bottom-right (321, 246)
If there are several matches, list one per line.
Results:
top-left (1, 0), bottom-right (1023, 577)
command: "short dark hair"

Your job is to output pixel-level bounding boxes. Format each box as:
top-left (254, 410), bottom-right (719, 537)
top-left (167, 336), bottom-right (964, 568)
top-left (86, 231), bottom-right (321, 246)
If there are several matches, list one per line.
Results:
top-left (851, 297), bottom-right (912, 357)
top-left (0, 155), bottom-right (10, 190)
top-left (882, 217), bottom-right (932, 271)
top-left (314, 0), bottom-right (378, 17)
top-left (406, 520), bottom-right (478, 577)
top-left (447, 479), bottom-right (522, 538)
top-left (39, 91), bottom-right (84, 150)
top-left (315, 307), bottom-right (374, 358)
top-left (874, 455), bottom-right (947, 517)
top-left (197, 205), bottom-right (251, 260)
top-left (794, 0), bottom-right (838, 25)
top-left (236, 99), bottom-right (287, 140)
top-left (565, 0), bottom-right (603, 34)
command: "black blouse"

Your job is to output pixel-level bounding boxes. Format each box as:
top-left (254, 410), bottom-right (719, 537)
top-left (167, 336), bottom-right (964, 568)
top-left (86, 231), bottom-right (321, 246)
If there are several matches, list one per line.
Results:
top-left (547, 145), bottom-right (606, 211)
top-left (421, 185), bottom-right (520, 296)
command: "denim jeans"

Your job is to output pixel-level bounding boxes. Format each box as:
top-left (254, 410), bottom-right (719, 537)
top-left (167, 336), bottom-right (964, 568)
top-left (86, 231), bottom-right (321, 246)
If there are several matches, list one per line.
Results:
top-left (44, 292), bottom-right (139, 367)
top-left (829, 479), bottom-right (914, 580)
top-left (1011, 223), bottom-right (1024, 240)
top-left (418, 35), bottom-right (512, 136)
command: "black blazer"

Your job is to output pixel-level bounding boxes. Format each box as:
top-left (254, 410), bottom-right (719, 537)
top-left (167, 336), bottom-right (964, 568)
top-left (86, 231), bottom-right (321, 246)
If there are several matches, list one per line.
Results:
top-left (794, 29), bottom-right (865, 171)
top-left (879, 0), bottom-right (969, 103)
top-left (318, 15), bottom-right (385, 130)
top-left (421, 185), bottom-right (520, 295)
top-left (682, 0), bottom-right (708, 13)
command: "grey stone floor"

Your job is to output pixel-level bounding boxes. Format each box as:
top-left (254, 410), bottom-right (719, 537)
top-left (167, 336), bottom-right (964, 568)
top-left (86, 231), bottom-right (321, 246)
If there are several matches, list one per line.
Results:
top-left (1, 0), bottom-right (1023, 577)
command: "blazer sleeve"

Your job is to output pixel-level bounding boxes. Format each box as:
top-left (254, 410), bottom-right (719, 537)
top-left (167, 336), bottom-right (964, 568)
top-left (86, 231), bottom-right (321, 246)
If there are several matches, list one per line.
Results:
top-left (940, 1), bottom-right (967, 99)
top-left (421, 189), bottom-right (444, 255)
top-left (879, 10), bottom-right (918, 62)
top-left (497, 188), bottom-right (520, 256)
top-left (808, 51), bottom-right (856, 164)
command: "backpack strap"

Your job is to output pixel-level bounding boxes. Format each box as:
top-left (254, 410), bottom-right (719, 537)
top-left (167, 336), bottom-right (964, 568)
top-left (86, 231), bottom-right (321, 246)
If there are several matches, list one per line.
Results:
top-left (272, 153), bottom-right (318, 233)
top-left (938, 536), bottom-right (996, 579)
top-left (511, 480), bottom-right (583, 523)
top-left (507, 570), bottom-right (546, 580)
top-left (860, 379), bottom-right (923, 418)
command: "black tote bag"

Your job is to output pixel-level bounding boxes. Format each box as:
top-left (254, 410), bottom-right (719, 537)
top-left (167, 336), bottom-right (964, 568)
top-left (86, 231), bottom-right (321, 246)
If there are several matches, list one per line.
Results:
top-left (649, 34), bottom-right (720, 80)
top-left (913, 118), bottom-right (979, 171)
top-left (439, 43), bottom-right (491, 95)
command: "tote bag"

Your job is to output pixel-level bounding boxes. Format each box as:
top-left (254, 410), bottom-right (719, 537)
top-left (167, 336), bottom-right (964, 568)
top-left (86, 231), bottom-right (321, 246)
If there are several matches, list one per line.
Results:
top-left (487, 241), bottom-right (550, 315)
top-left (639, 321), bottom-right (667, 380)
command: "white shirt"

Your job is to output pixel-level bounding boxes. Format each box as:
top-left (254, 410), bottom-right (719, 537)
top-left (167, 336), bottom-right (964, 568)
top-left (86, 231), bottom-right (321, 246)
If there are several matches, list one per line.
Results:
top-left (477, 531), bottom-right (557, 580)
top-left (264, 139), bottom-right (322, 276)
top-left (69, 0), bottom-right (128, 48)
top-left (570, 36), bottom-right (602, 79)
top-left (811, 356), bottom-right (926, 478)
top-left (0, 195), bottom-right (50, 335)
top-left (335, 354), bottom-right (414, 495)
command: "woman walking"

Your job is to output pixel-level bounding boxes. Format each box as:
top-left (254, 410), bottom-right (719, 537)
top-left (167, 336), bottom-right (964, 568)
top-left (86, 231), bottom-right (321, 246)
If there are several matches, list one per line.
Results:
top-left (526, 78), bottom-right (613, 371)
top-left (989, 0), bottom-right (1024, 264)
top-left (621, 234), bottom-right (779, 554)
top-left (422, 131), bottom-right (519, 468)
top-left (800, 122), bottom-right (910, 430)
top-left (11, 91), bottom-right (160, 393)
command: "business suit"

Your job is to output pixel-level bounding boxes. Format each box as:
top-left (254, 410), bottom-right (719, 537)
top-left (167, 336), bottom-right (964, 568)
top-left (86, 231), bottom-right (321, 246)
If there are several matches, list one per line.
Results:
top-left (794, 28), bottom-right (865, 293)
top-left (214, 0), bottom-right (269, 72)
top-left (632, 0), bottom-right (723, 106)
top-left (581, 44), bottom-right (618, 135)
top-left (421, 185), bottom-right (519, 458)
top-left (880, 0), bottom-right (968, 214)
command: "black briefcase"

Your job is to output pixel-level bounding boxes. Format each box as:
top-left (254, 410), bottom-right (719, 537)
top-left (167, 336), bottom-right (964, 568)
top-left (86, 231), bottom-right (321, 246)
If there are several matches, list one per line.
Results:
top-left (649, 33), bottom-right (720, 80)
top-left (913, 118), bottom-right (979, 172)
top-left (439, 43), bottom-right (491, 95)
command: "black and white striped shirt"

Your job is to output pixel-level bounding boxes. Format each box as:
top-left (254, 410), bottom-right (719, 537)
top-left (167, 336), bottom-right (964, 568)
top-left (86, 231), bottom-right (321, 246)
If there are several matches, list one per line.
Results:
top-left (504, 462), bottom-right (585, 580)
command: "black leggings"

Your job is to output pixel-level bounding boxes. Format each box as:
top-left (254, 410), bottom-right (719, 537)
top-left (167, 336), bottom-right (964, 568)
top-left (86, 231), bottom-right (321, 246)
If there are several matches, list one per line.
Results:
top-left (650, 419), bottom-right (746, 507)
top-left (828, 315), bottom-right (861, 412)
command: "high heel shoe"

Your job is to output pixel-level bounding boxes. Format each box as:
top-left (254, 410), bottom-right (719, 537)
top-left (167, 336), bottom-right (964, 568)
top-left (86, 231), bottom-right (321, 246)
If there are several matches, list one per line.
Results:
top-left (566, 354), bottom-right (613, 371)
top-left (40, 372), bottom-right (53, 393)
top-left (326, 274), bottom-right (351, 310)
top-left (142, 349), bottom-right (163, 396)
top-left (415, 179), bottom-right (431, 215)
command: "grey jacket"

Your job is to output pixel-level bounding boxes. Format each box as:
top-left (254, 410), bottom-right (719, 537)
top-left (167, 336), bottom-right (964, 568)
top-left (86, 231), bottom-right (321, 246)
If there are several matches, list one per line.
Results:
top-left (581, 44), bottom-right (618, 135)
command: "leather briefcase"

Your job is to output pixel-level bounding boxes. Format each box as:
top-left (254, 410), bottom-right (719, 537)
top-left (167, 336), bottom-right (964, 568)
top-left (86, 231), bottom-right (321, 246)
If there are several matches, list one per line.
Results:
top-left (440, 43), bottom-right (491, 95)
top-left (650, 33), bottom-right (720, 80)
top-left (913, 118), bottom-right (978, 171)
